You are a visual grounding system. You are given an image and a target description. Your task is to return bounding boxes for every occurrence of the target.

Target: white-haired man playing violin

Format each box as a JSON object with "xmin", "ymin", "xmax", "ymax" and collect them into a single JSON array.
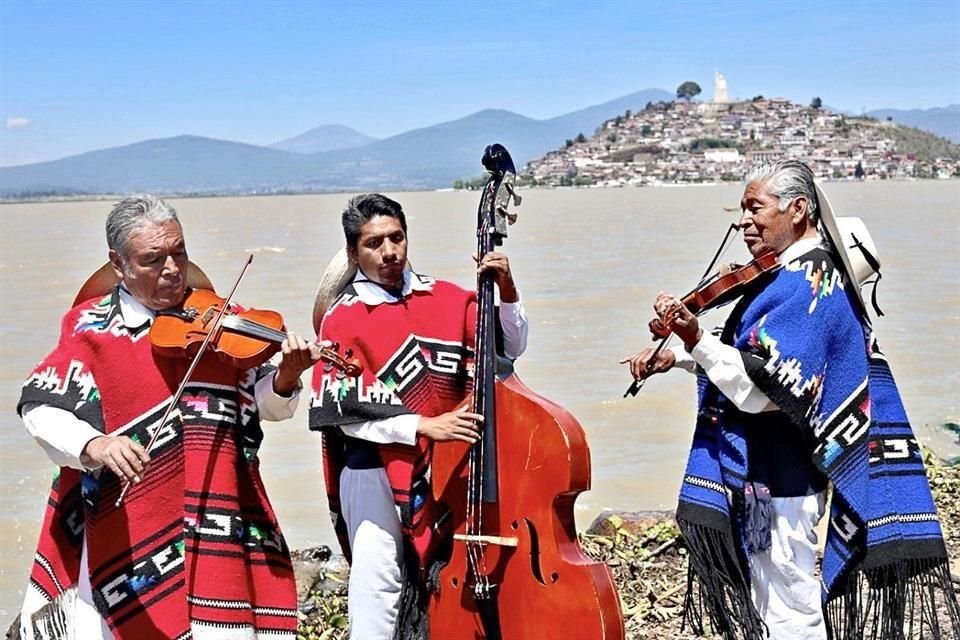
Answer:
[
  {"xmin": 17, "ymin": 194, "xmax": 318, "ymax": 639},
  {"xmin": 620, "ymin": 160, "xmax": 957, "ymax": 640}
]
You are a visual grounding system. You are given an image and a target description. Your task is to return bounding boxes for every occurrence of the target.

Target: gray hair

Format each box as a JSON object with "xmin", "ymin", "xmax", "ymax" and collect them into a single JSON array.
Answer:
[
  {"xmin": 744, "ymin": 160, "xmax": 819, "ymax": 224},
  {"xmin": 106, "ymin": 194, "xmax": 181, "ymax": 264}
]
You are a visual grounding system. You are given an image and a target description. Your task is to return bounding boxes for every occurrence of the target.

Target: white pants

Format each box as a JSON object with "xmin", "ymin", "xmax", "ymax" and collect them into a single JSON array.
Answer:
[
  {"xmin": 749, "ymin": 492, "xmax": 828, "ymax": 640},
  {"xmin": 19, "ymin": 539, "xmax": 113, "ymax": 640},
  {"xmin": 340, "ymin": 466, "xmax": 405, "ymax": 640}
]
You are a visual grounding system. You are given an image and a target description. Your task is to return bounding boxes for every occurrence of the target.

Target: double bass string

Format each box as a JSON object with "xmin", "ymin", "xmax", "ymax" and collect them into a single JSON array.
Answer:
[{"xmin": 468, "ymin": 200, "xmax": 494, "ymax": 594}]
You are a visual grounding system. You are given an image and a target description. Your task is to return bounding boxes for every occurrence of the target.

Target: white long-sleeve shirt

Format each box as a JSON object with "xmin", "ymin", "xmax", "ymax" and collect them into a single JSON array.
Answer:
[
  {"xmin": 668, "ymin": 236, "xmax": 825, "ymax": 414},
  {"xmin": 22, "ymin": 287, "xmax": 300, "ymax": 470},
  {"xmin": 19, "ymin": 287, "xmax": 302, "ymax": 640},
  {"xmin": 341, "ymin": 269, "xmax": 529, "ymax": 445}
]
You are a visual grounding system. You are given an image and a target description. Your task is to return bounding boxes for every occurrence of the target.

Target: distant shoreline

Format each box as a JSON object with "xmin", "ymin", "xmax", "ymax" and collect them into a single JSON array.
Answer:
[{"xmin": 1, "ymin": 175, "xmax": 955, "ymax": 205}]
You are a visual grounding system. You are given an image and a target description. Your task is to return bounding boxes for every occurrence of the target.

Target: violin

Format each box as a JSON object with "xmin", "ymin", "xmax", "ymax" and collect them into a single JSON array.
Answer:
[
  {"xmin": 625, "ymin": 252, "xmax": 780, "ymax": 397},
  {"xmin": 651, "ymin": 251, "xmax": 779, "ymax": 338},
  {"xmin": 429, "ymin": 144, "xmax": 625, "ymax": 639},
  {"xmin": 150, "ymin": 288, "xmax": 363, "ymax": 374},
  {"xmin": 117, "ymin": 258, "xmax": 362, "ymax": 508}
]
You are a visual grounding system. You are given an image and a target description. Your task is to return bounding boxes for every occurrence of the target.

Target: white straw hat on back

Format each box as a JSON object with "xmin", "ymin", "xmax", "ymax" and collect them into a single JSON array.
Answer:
[
  {"xmin": 311, "ymin": 247, "xmax": 414, "ymax": 332},
  {"xmin": 814, "ymin": 183, "xmax": 883, "ymax": 317},
  {"xmin": 312, "ymin": 248, "xmax": 357, "ymax": 333}
]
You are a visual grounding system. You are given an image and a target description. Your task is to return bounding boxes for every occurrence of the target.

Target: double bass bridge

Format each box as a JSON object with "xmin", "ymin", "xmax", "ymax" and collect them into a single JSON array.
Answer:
[{"xmin": 452, "ymin": 534, "xmax": 519, "ymax": 547}]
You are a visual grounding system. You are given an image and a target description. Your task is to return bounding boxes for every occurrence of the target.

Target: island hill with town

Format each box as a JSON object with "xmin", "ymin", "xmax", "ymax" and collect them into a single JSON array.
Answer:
[{"xmin": 502, "ymin": 73, "xmax": 960, "ymax": 189}]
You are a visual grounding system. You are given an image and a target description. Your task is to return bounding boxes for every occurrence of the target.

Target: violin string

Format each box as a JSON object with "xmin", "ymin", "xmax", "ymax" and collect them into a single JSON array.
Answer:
[
  {"xmin": 222, "ymin": 317, "xmax": 352, "ymax": 373},
  {"xmin": 222, "ymin": 315, "xmax": 287, "ymax": 343}
]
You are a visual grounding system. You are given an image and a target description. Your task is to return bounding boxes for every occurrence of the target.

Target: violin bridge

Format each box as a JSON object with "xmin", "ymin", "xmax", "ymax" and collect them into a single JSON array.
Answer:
[{"xmin": 453, "ymin": 534, "xmax": 519, "ymax": 547}]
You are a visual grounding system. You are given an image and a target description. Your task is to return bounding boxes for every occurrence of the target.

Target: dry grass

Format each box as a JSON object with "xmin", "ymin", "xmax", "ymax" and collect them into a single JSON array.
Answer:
[{"xmin": 295, "ymin": 456, "xmax": 959, "ymax": 640}]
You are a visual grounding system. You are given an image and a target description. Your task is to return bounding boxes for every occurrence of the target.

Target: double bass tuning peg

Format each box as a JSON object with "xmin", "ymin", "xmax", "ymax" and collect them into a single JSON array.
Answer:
[
  {"xmin": 504, "ymin": 182, "xmax": 522, "ymax": 207},
  {"xmin": 497, "ymin": 206, "xmax": 518, "ymax": 226}
]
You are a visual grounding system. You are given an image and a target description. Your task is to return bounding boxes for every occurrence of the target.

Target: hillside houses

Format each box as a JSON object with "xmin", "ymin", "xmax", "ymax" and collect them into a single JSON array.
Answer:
[{"xmin": 521, "ymin": 98, "xmax": 959, "ymax": 187}]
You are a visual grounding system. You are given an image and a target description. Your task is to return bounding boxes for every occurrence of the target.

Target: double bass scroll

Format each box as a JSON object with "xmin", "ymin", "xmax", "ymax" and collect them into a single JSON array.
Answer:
[{"xmin": 429, "ymin": 144, "xmax": 625, "ymax": 639}]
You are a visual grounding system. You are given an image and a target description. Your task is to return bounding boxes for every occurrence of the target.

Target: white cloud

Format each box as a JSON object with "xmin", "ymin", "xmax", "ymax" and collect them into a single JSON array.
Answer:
[{"xmin": 5, "ymin": 117, "xmax": 31, "ymax": 129}]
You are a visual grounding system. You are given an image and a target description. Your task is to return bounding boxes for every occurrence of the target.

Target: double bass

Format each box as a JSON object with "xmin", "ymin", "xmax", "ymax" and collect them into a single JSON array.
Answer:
[{"xmin": 429, "ymin": 144, "xmax": 625, "ymax": 638}]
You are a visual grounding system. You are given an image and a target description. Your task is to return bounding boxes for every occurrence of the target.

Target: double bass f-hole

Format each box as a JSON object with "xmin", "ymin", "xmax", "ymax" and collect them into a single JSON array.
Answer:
[{"xmin": 429, "ymin": 144, "xmax": 625, "ymax": 639}]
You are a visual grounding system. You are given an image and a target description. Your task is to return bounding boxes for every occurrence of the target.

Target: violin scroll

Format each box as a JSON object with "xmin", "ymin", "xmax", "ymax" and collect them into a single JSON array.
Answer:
[{"xmin": 316, "ymin": 342, "xmax": 363, "ymax": 377}]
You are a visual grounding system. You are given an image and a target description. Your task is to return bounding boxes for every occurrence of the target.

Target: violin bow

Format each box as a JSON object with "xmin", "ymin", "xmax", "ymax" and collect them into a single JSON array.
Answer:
[
  {"xmin": 116, "ymin": 255, "xmax": 254, "ymax": 506},
  {"xmin": 623, "ymin": 220, "xmax": 743, "ymax": 398}
]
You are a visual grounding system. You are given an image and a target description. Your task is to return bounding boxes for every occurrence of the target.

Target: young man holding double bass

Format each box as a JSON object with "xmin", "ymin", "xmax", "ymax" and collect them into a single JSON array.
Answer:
[
  {"xmin": 17, "ymin": 194, "xmax": 319, "ymax": 639},
  {"xmin": 308, "ymin": 192, "xmax": 529, "ymax": 640}
]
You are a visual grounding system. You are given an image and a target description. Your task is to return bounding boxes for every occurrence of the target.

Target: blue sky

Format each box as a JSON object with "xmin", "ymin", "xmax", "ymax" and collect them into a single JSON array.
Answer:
[{"xmin": 1, "ymin": 0, "xmax": 957, "ymax": 167}]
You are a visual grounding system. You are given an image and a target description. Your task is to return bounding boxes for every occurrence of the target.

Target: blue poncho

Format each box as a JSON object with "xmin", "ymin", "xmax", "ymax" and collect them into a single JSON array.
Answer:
[{"xmin": 677, "ymin": 247, "xmax": 959, "ymax": 640}]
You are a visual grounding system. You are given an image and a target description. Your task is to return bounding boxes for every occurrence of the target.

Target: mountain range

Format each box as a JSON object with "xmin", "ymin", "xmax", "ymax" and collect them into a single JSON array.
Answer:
[
  {"xmin": 268, "ymin": 124, "xmax": 379, "ymax": 154},
  {"xmin": 1, "ymin": 91, "xmax": 956, "ymax": 197},
  {"xmin": 863, "ymin": 105, "xmax": 959, "ymax": 143}
]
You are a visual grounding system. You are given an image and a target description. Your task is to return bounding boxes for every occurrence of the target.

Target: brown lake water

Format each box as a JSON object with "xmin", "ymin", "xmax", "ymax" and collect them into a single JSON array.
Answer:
[{"xmin": 1, "ymin": 181, "xmax": 958, "ymax": 617}]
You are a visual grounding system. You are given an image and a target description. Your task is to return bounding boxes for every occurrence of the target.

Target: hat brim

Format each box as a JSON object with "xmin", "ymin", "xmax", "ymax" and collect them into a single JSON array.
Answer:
[
  {"xmin": 72, "ymin": 261, "xmax": 215, "ymax": 308},
  {"xmin": 312, "ymin": 248, "xmax": 358, "ymax": 333},
  {"xmin": 311, "ymin": 248, "xmax": 414, "ymax": 333},
  {"xmin": 814, "ymin": 183, "xmax": 870, "ymax": 318}
]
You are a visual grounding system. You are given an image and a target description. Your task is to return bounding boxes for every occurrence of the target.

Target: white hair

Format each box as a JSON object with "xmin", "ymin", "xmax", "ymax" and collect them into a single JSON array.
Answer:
[
  {"xmin": 744, "ymin": 160, "xmax": 819, "ymax": 224},
  {"xmin": 105, "ymin": 194, "xmax": 181, "ymax": 269}
]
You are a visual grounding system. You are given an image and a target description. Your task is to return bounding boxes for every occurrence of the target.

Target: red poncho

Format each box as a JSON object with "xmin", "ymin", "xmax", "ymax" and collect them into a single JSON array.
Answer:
[
  {"xmin": 18, "ymin": 289, "xmax": 297, "ymax": 639},
  {"xmin": 309, "ymin": 276, "xmax": 476, "ymax": 569}
]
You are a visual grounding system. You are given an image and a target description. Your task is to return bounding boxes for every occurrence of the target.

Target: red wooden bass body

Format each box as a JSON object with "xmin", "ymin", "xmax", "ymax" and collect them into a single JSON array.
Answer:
[{"xmin": 428, "ymin": 144, "xmax": 624, "ymax": 639}]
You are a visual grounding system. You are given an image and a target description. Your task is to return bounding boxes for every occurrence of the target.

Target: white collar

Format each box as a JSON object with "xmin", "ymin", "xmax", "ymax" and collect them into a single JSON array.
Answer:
[
  {"xmin": 778, "ymin": 234, "xmax": 825, "ymax": 265},
  {"xmin": 117, "ymin": 286, "xmax": 156, "ymax": 328},
  {"xmin": 351, "ymin": 268, "xmax": 433, "ymax": 306}
]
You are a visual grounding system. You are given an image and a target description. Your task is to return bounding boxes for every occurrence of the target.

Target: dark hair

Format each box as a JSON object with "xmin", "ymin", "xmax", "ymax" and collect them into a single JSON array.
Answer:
[{"xmin": 342, "ymin": 193, "xmax": 407, "ymax": 247}]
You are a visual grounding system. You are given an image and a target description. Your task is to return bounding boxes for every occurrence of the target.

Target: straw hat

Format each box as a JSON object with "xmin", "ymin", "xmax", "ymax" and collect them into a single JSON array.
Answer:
[
  {"xmin": 814, "ymin": 183, "xmax": 883, "ymax": 317},
  {"xmin": 72, "ymin": 260, "xmax": 214, "ymax": 307},
  {"xmin": 312, "ymin": 248, "xmax": 358, "ymax": 333},
  {"xmin": 312, "ymin": 247, "xmax": 414, "ymax": 332}
]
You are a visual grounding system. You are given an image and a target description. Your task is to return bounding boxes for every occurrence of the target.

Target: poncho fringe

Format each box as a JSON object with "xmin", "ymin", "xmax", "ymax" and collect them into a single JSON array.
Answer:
[{"xmin": 677, "ymin": 248, "xmax": 959, "ymax": 640}]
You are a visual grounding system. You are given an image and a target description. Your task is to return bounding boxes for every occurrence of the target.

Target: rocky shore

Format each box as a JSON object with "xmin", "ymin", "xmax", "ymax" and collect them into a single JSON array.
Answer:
[
  {"xmin": 6, "ymin": 454, "xmax": 957, "ymax": 639},
  {"xmin": 294, "ymin": 451, "xmax": 960, "ymax": 640}
]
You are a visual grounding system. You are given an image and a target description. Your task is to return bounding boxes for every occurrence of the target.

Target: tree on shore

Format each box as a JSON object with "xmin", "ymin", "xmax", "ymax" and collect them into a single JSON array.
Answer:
[
  {"xmin": 811, "ymin": 96, "xmax": 823, "ymax": 110},
  {"xmin": 676, "ymin": 81, "xmax": 702, "ymax": 101}
]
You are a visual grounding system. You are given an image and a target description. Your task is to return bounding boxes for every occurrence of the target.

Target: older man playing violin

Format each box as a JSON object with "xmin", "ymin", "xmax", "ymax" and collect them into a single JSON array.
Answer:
[
  {"xmin": 621, "ymin": 160, "xmax": 957, "ymax": 640},
  {"xmin": 17, "ymin": 194, "xmax": 319, "ymax": 640}
]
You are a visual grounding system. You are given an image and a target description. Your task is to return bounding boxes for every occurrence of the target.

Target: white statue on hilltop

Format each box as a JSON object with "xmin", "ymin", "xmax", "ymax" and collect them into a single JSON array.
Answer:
[{"xmin": 714, "ymin": 71, "xmax": 729, "ymax": 103}]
